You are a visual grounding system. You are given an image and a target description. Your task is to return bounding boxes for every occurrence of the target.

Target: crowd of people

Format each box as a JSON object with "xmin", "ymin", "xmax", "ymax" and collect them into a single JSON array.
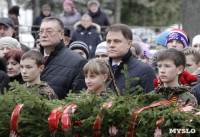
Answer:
[{"xmin": 1, "ymin": 0, "xmax": 200, "ymax": 136}]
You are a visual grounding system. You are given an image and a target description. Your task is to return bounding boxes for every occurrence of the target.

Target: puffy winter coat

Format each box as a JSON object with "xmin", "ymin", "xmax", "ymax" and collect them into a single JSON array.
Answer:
[
  {"xmin": 71, "ymin": 25, "xmax": 102, "ymax": 58},
  {"xmin": 40, "ymin": 40, "xmax": 87, "ymax": 99},
  {"xmin": 88, "ymin": 8, "xmax": 110, "ymax": 27},
  {"xmin": 109, "ymin": 50, "xmax": 156, "ymax": 95}
]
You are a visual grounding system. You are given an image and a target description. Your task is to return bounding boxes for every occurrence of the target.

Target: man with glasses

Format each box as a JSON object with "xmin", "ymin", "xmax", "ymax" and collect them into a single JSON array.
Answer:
[{"xmin": 40, "ymin": 17, "xmax": 87, "ymax": 99}]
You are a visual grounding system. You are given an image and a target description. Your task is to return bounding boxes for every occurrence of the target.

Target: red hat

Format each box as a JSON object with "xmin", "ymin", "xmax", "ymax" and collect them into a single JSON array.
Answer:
[{"xmin": 63, "ymin": 0, "xmax": 74, "ymax": 8}]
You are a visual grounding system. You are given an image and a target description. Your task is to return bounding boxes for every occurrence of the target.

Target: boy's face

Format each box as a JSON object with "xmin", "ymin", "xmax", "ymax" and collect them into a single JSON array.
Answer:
[
  {"xmin": 167, "ymin": 40, "xmax": 184, "ymax": 51},
  {"xmin": 157, "ymin": 59, "xmax": 183, "ymax": 87},
  {"xmin": 185, "ymin": 54, "xmax": 199, "ymax": 74},
  {"xmin": 20, "ymin": 58, "xmax": 44, "ymax": 84},
  {"xmin": 73, "ymin": 49, "xmax": 87, "ymax": 59},
  {"xmin": 85, "ymin": 71, "xmax": 108, "ymax": 93},
  {"xmin": 193, "ymin": 44, "xmax": 200, "ymax": 53}
]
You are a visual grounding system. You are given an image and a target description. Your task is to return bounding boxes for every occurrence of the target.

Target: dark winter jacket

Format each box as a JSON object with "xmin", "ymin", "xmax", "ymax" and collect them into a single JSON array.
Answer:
[
  {"xmin": 40, "ymin": 40, "xmax": 87, "ymax": 99},
  {"xmin": 71, "ymin": 25, "xmax": 102, "ymax": 58},
  {"xmin": 109, "ymin": 50, "xmax": 156, "ymax": 95},
  {"xmin": 10, "ymin": 73, "xmax": 24, "ymax": 84},
  {"xmin": 20, "ymin": 43, "xmax": 30, "ymax": 52},
  {"xmin": 0, "ymin": 70, "xmax": 9, "ymax": 93},
  {"xmin": 191, "ymin": 83, "xmax": 200, "ymax": 106},
  {"xmin": 88, "ymin": 8, "xmax": 110, "ymax": 27},
  {"xmin": 31, "ymin": 12, "xmax": 51, "ymax": 38}
]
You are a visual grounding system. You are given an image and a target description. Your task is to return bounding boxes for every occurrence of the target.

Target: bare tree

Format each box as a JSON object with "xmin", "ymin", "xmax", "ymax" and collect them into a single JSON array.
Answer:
[
  {"xmin": 32, "ymin": 0, "xmax": 40, "ymax": 19},
  {"xmin": 114, "ymin": 0, "xmax": 121, "ymax": 23},
  {"xmin": 182, "ymin": 0, "xmax": 200, "ymax": 44},
  {"xmin": 6, "ymin": 0, "xmax": 12, "ymax": 9}
]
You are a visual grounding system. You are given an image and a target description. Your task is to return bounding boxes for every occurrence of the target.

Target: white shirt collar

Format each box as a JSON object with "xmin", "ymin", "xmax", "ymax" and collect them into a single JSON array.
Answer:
[
  {"xmin": 112, "ymin": 61, "xmax": 121, "ymax": 66},
  {"xmin": 44, "ymin": 50, "xmax": 49, "ymax": 57}
]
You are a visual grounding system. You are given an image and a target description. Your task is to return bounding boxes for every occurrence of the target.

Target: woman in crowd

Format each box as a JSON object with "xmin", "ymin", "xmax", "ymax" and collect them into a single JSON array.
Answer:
[{"xmin": 4, "ymin": 49, "xmax": 24, "ymax": 84}]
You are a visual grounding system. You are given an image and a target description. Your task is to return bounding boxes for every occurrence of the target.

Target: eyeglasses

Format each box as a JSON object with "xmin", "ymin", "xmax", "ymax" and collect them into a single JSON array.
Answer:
[{"xmin": 37, "ymin": 30, "xmax": 61, "ymax": 35}]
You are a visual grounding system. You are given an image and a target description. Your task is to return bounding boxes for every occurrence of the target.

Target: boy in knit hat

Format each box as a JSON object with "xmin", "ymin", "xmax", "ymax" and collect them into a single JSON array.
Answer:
[
  {"xmin": 0, "ymin": 37, "xmax": 21, "ymax": 57},
  {"xmin": 166, "ymin": 28, "xmax": 189, "ymax": 51},
  {"xmin": 69, "ymin": 41, "xmax": 89, "ymax": 59},
  {"xmin": 95, "ymin": 41, "xmax": 109, "ymax": 61},
  {"xmin": 192, "ymin": 34, "xmax": 200, "ymax": 52}
]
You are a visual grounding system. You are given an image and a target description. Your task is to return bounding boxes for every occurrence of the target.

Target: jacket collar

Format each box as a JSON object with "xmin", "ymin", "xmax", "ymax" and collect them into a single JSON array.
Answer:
[{"xmin": 109, "ymin": 49, "xmax": 133, "ymax": 67}]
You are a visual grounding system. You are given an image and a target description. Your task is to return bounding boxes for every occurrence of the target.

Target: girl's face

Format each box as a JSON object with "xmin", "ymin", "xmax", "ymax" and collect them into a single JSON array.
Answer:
[
  {"xmin": 85, "ymin": 71, "xmax": 108, "ymax": 93},
  {"xmin": 7, "ymin": 58, "xmax": 20, "ymax": 77},
  {"xmin": 157, "ymin": 59, "xmax": 183, "ymax": 87}
]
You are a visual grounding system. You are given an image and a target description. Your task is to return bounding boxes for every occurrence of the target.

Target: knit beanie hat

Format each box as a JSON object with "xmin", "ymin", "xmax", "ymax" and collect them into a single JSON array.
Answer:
[
  {"xmin": 87, "ymin": 0, "xmax": 100, "ymax": 8},
  {"xmin": 192, "ymin": 34, "xmax": 200, "ymax": 47},
  {"xmin": 165, "ymin": 29, "xmax": 188, "ymax": 48},
  {"xmin": 0, "ymin": 37, "xmax": 21, "ymax": 49},
  {"xmin": 63, "ymin": 0, "xmax": 74, "ymax": 8},
  {"xmin": 42, "ymin": 4, "xmax": 51, "ymax": 10},
  {"xmin": 69, "ymin": 41, "xmax": 89, "ymax": 59},
  {"xmin": 139, "ymin": 42, "xmax": 151, "ymax": 59},
  {"xmin": 156, "ymin": 31, "xmax": 168, "ymax": 47},
  {"xmin": 95, "ymin": 41, "xmax": 107, "ymax": 55}
]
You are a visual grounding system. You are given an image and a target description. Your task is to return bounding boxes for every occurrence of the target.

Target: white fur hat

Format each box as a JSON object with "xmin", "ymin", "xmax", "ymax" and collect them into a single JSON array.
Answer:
[
  {"xmin": 0, "ymin": 37, "xmax": 21, "ymax": 49},
  {"xmin": 192, "ymin": 34, "xmax": 200, "ymax": 46}
]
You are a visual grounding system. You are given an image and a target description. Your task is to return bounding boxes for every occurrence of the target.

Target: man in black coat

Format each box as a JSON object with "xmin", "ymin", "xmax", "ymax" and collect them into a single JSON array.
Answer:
[
  {"xmin": 31, "ymin": 4, "xmax": 51, "ymax": 39},
  {"xmin": 105, "ymin": 24, "xmax": 156, "ymax": 95},
  {"xmin": 40, "ymin": 17, "xmax": 87, "ymax": 99}
]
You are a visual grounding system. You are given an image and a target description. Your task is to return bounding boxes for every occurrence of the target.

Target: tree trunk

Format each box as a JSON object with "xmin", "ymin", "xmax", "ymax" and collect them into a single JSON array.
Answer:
[
  {"xmin": 182, "ymin": 0, "xmax": 200, "ymax": 45},
  {"xmin": 32, "ymin": 0, "xmax": 40, "ymax": 19},
  {"xmin": 6, "ymin": 0, "xmax": 12, "ymax": 10},
  {"xmin": 114, "ymin": 0, "xmax": 121, "ymax": 23}
]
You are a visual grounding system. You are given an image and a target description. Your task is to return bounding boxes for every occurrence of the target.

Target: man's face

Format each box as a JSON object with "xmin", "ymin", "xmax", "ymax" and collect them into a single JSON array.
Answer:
[
  {"xmin": 40, "ymin": 21, "xmax": 64, "ymax": 48},
  {"xmin": 106, "ymin": 31, "xmax": 132, "ymax": 63},
  {"xmin": 0, "ymin": 24, "xmax": 14, "ymax": 38},
  {"xmin": 42, "ymin": 9, "xmax": 51, "ymax": 17},
  {"xmin": 81, "ymin": 16, "xmax": 92, "ymax": 29}
]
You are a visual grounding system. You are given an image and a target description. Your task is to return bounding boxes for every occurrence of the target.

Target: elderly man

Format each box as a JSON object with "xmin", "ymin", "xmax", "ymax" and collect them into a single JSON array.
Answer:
[
  {"xmin": 0, "ymin": 17, "xmax": 30, "ymax": 52},
  {"xmin": 39, "ymin": 17, "xmax": 87, "ymax": 99},
  {"xmin": 105, "ymin": 24, "xmax": 156, "ymax": 94}
]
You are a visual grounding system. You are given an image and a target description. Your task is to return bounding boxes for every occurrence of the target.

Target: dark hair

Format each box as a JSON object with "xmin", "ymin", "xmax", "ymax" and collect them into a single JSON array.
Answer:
[
  {"xmin": 21, "ymin": 50, "xmax": 45, "ymax": 67},
  {"xmin": 0, "ymin": 57, "xmax": 7, "ymax": 72},
  {"xmin": 4, "ymin": 49, "xmax": 24, "ymax": 63},
  {"xmin": 157, "ymin": 49, "xmax": 186, "ymax": 68},
  {"xmin": 42, "ymin": 16, "xmax": 64, "ymax": 30},
  {"xmin": 105, "ymin": 24, "xmax": 132, "ymax": 40},
  {"xmin": 9, "ymin": 6, "xmax": 20, "ymax": 16}
]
